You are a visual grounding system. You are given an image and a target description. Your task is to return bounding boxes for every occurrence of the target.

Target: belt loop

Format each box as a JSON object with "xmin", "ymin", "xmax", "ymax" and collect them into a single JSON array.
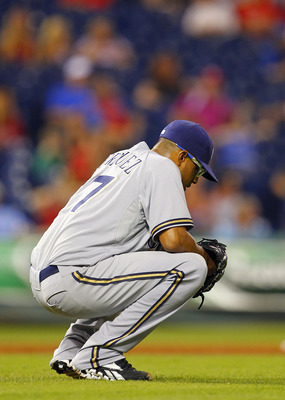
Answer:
[{"xmin": 39, "ymin": 265, "xmax": 59, "ymax": 282}]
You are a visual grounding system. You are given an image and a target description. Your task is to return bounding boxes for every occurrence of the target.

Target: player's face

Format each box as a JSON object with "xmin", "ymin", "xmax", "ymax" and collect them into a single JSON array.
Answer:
[
  {"xmin": 181, "ymin": 158, "xmax": 201, "ymax": 190},
  {"xmin": 177, "ymin": 149, "xmax": 205, "ymax": 190}
]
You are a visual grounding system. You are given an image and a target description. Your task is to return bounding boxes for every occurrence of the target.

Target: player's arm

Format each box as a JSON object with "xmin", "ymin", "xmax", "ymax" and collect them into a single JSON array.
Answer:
[{"xmin": 158, "ymin": 226, "xmax": 216, "ymax": 276}]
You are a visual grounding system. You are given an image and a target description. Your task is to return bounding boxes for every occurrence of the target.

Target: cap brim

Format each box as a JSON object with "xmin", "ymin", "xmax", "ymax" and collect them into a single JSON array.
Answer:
[{"xmin": 199, "ymin": 160, "xmax": 218, "ymax": 182}]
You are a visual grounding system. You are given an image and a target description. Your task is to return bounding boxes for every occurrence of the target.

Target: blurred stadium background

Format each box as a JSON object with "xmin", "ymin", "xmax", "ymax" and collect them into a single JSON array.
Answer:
[{"xmin": 0, "ymin": 0, "xmax": 285, "ymax": 323}]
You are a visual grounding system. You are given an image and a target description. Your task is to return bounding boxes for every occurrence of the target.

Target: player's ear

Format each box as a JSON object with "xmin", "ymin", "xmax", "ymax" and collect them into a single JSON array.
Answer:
[{"xmin": 177, "ymin": 150, "xmax": 188, "ymax": 165}]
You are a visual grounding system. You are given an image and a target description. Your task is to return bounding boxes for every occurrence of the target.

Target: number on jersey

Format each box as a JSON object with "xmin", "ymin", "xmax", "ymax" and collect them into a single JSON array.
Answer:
[{"xmin": 71, "ymin": 175, "xmax": 116, "ymax": 212}]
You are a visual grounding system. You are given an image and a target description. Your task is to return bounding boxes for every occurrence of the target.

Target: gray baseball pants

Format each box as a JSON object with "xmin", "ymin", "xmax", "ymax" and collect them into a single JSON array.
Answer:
[{"xmin": 30, "ymin": 251, "xmax": 207, "ymax": 371}]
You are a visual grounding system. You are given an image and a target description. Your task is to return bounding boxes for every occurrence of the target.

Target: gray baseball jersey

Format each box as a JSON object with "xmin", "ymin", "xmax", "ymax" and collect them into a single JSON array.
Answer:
[{"xmin": 31, "ymin": 141, "xmax": 194, "ymax": 270}]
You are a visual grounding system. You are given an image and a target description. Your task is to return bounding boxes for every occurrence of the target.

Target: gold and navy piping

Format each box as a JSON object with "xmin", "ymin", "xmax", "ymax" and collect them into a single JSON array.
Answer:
[
  {"xmin": 90, "ymin": 346, "xmax": 100, "ymax": 368},
  {"xmin": 72, "ymin": 270, "xmax": 169, "ymax": 285},
  {"xmin": 103, "ymin": 269, "xmax": 184, "ymax": 347},
  {"xmin": 151, "ymin": 218, "xmax": 193, "ymax": 239},
  {"xmin": 89, "ymin": 268, "xmax": 185, "ymax": 368}
]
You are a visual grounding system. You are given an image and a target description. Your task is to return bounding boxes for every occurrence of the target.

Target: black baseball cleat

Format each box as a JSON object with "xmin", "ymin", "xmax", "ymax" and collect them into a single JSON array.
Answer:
[
  {"xmin": 74, "ymin": 358, "xmax": 152, "ymax": 381},
  {"xmin": 51, "ymin": 360, "xmax": 81, "ymax": 379}
]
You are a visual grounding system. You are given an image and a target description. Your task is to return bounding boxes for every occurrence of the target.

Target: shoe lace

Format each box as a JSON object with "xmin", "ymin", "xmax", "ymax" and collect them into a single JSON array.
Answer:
[{"xmin": 116, "ymin": 359, "xmax": 134, "ymax": 371}]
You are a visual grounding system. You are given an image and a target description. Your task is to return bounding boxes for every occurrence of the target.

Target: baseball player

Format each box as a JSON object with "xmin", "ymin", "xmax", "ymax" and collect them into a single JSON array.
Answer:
[{"xmin": 30, "ymin": 120, "xmax": 226, "ymax": 381}]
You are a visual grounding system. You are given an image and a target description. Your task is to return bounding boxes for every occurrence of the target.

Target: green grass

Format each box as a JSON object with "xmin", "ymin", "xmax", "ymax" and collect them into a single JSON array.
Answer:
[{"xmin": 0, "ymin": 322, "xmax": 285, "ymax": 400}]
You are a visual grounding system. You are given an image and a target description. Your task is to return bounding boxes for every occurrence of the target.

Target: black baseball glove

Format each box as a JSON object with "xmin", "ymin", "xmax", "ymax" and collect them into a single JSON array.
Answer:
[{"xmin": 193, "ymin": 238, "xmax": 228, "ymax": 308}]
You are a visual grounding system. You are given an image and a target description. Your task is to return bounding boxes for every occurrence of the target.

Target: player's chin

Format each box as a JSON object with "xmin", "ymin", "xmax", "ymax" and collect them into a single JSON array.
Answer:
[{"xmin": 183, "ymin": 179, "xmax": 194, "ymax": 190}]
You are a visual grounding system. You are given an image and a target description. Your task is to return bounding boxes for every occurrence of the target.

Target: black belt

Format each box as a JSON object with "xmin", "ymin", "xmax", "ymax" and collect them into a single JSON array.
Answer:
[{"xmin": 39, "ymin": 265, "xmax": 59, "ymax": 282}]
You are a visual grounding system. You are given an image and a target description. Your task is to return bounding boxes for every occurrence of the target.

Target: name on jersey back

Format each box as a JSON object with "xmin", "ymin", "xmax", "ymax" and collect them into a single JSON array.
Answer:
[{"xmin": 104, "ymin": 151, "xmax": 142, "ymax": 174}]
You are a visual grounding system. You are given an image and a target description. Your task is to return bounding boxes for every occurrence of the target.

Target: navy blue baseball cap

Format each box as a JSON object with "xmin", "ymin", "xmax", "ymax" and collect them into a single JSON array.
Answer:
[{"xmin": 160, "ymin": 120, "xmax": 218, "ymax": 182}]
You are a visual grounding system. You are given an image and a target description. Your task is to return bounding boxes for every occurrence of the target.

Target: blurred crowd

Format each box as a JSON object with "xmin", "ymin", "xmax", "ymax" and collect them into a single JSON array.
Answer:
[{"xmin": 1, "ymin": 0, "xmax": 285, "ymax": 240}]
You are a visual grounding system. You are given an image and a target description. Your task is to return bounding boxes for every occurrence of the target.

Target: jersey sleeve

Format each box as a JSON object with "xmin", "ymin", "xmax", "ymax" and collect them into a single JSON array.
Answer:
[{"xmin": 140, "ymin": 154, "xmax": 194, "ymax": 243}]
